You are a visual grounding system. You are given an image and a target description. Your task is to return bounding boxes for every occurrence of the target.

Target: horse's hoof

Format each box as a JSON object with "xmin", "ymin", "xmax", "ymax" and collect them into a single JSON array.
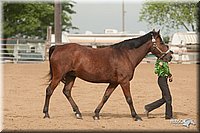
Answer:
[
  {"xmin": 134, "ymin": 116, "xmax": 142, "ymax": 121},
  {"xmin": 93, "ymin": 115, "xmax": 100, "ymax": 120},
  {"xmin": 43, "ymin": 114, "xmax": 50, "ymax": 119},
  {"xmin": 75, "ymin": 113, "xmax": 82, "ymax": 119}
]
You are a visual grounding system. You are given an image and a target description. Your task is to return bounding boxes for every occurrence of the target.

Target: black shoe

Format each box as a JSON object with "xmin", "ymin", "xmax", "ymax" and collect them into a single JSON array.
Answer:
[
  {"xmin": 144, "ymin": 106, "xmax": 150, "ymax": 118},
  {"xmin": 165, "ymin": 116, "xmax": 173, "ymax": 119}
]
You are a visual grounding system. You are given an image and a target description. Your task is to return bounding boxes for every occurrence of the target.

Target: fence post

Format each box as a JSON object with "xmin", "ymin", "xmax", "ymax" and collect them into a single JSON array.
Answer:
[
  {"xmin": 45, "ymin": 26, "xmax": 52, "ymax": 60},
  {"xmin": 13, "ymin": 39, "xmax": 19, "ymax": 63},
  {"xmin": 177, "ymin": 44, "xmax": 183, "ymax": 64}
]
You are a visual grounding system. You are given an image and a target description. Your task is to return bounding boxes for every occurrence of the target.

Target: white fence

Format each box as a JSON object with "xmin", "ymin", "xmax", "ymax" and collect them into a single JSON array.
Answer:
[
  {"xmin": 1, "ymin": 43, "xmax": 46, "ymax": 63},
  {"xmin": 168, "ymin": 44, "xmax": 199, "ymax": 64}
]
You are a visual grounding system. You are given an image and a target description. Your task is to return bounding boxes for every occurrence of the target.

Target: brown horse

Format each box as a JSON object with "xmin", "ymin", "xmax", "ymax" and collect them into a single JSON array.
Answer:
[{"xmin": 43, "ymin": 29, "xmax": 171, "ymax": 121}]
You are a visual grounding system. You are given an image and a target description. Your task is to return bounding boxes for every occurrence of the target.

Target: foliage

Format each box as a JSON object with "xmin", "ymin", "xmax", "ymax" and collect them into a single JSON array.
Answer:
[
  {"xmin": 139, "ymin": 1, "xmax": 198, "ymax": 33},
  {"xmin": 197, "ymin": 1, "xmax": 200, "ymax": 32},
  {"xmin": 3, "ymin": 1, "xmax": 77, "ymax": 39}
]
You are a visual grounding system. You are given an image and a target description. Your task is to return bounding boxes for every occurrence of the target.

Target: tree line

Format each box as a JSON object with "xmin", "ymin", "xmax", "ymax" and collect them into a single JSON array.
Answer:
[
  {"xmin": 3, "ymin": 1, "xmax": 77, "ymax": 40},
  {"xmin": 139, "ymin": 1, "xmax": 198, "ymax": 33}
]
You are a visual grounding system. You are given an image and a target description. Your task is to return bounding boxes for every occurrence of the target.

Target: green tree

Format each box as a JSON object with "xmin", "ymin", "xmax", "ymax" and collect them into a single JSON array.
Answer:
[
  {"xmin": 139, "ymin": 1, "xmax": 198, "ymax": 33},
  {"xmin": 197, "ymin": 1, "xmax": 200, "ymax": 32},
  {"xmin": 3, "ymin": 1, "xmax": 77, "ymax": 39}
]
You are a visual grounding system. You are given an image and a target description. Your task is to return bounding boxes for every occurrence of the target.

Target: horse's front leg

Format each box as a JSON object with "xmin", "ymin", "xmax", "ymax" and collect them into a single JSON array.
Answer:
[
  {"xmin": 120, "ymin": 82, "xmax": 142, "ymax": 121},
  {"xmin": 93, "ymin": 83, "xmax": 118, "ymax": 120}
]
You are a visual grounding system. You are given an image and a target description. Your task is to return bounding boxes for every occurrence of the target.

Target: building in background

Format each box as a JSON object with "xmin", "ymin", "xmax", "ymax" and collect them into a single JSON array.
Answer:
[{"xmin": 169, "ymin": 32, "xmax": 199, "ymax": 63}]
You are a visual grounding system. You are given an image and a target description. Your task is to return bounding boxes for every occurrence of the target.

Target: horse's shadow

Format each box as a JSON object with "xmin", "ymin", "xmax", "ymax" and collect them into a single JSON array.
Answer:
[{"xmin": 81, "ymin": 111, "xmax": 188, "ymax": 119}]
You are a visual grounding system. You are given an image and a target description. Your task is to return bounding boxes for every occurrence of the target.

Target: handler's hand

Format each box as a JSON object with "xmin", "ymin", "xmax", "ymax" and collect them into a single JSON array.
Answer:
[{"xmin": 169, "ymin": 76, "xmax": 173, "ymax": 82}]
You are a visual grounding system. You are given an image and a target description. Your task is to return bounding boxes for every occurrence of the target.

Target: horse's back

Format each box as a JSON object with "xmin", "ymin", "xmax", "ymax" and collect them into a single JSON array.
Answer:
[
  {"xmin": 51, "ymin": 43, "xmax": 115, "ymax": 60},
  {"xmin": 50, "ymin": 43, "xmax": 82, "ymax": 60}
]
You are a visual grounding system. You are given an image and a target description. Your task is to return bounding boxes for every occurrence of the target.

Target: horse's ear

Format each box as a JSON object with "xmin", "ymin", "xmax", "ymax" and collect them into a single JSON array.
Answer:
[
  {"xmin": 158, "ymin": 29, "xmax": 160, "ymax": 34},
  {"xmin": 153, "ymin": 29, "xmax": 155, "ymax": 32}
]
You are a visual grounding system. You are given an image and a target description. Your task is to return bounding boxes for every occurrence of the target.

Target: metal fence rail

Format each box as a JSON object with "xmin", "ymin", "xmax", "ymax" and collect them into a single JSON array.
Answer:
[{"xmin": 1, "ymin": 43, "xmax": 45, "ymax": 63}]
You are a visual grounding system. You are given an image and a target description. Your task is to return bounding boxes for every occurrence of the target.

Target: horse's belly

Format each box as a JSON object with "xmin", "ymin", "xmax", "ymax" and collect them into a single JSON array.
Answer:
[
  {"xmin": 75, "ymin": 71, "xmax": 113, "ymax": 83},
  {"xmin": 78, "ymin": 76, "xmax": 111, "ymax": 83}
]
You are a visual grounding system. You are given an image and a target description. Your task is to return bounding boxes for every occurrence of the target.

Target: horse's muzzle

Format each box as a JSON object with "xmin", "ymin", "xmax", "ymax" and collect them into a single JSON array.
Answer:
[{"xmin": 168, "ymin": 55, "xmax": 173, "ymax": 62}]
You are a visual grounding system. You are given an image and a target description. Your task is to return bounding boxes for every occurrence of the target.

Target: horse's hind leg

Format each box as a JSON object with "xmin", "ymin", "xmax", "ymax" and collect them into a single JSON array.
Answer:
[
  {"xmin": 93, "ymin": 83, "xmax": 118, "ymax": 120},
  {"xmin": 62, "ymin": 76, "xmax": 82, "ymax": 119},
  {"xmin": 43, "ymin": 78, "xmax": 61, "ymax": 118}
]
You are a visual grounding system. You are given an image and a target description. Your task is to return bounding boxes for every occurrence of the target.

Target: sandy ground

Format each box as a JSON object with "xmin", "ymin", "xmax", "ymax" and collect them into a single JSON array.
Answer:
[{"xmin": 2, "ymin": 61, "xmax": 199, "ymax": 131}]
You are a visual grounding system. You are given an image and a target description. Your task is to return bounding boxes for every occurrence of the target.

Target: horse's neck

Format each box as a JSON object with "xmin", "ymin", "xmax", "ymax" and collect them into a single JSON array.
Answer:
[{"xmin": 126, "ymin": 41, "xmax": 151, "ymax": 67}]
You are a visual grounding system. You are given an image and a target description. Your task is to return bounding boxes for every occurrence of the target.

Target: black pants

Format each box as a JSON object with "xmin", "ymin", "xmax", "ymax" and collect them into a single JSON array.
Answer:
[{"xmin": 145, "ymin": 76, "xmax": 173, "ymax": 118}]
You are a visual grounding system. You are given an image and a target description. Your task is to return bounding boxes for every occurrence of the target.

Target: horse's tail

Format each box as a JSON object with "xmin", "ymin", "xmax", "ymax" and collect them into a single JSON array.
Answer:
[{"xmin": 48, "ymin": 45, "xmax": 56, "ymax": 82}]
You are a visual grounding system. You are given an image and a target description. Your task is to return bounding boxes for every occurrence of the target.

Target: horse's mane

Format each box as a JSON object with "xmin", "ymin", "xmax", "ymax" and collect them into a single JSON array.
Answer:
[{"xmin": 110, "ymin": 31, "xmax": 154, "ymax": 49}]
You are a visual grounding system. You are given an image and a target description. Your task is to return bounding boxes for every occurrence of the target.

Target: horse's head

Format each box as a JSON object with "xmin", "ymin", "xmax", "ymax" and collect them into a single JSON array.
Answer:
[
  {"xmin": 149, "ymin": 29, "xmax": 172, "ymax": 60},
  {"xmin": 162, "ymin": 50, "xmax": 173, "ymax": 62}
]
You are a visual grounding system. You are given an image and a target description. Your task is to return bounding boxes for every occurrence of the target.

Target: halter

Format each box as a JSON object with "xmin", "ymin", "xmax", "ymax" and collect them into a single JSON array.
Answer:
[{"xmin": 151, "ymin": 34, "xmax": 171, "ymax": 59}]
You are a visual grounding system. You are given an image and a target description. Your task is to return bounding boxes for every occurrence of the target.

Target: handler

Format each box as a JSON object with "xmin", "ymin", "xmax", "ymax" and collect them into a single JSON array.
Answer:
[{"xmin": 144, "ymin": 51, "xmax": 174, "ymax": 119}]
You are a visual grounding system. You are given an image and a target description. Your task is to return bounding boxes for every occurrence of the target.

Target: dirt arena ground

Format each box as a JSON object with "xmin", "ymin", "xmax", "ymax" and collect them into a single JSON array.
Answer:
[{"xmin": 2, "ymin": 61, "xmax": 199, "ymax": 132}]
